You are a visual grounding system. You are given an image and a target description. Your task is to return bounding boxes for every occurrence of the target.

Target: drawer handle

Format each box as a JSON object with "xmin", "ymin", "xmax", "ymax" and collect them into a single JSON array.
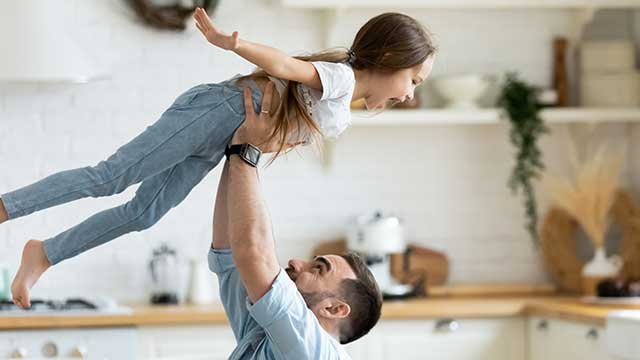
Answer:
[
  {"xmin": 435, "ymin": 319, "xmax": 460, "ymax": 333},
  {"xmin": 585, "ymin": 328, "xmax": 599, "ymax": 340},
  {"xmin": 536, "ymin": 320, "xmax": 549, "ymax": 331}
]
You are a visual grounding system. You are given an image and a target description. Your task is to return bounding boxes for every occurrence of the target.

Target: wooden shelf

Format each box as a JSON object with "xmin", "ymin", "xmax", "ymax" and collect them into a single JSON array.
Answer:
[
  {"xmin": 282, "ymin": 0, "xmax": 640, "ymax": 9},
  {"xmin": 350, "ymin": 108, "xmax": 640, "ymax": 126}
]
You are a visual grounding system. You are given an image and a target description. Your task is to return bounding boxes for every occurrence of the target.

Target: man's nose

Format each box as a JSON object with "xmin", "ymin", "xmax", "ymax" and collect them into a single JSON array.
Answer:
[{"xmin": 287, "ymin": 259, "xmax": 303, "ymax": 272}]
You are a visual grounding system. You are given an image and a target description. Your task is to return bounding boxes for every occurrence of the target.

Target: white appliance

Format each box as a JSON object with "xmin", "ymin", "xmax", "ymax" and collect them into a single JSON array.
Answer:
[
  {"xmin": 346, "ymin": 212, "xmax": 415, "ymax": 299},
  {"xmin": 0, "ymin": 298, "xmax": 131, "ymax": 317}
]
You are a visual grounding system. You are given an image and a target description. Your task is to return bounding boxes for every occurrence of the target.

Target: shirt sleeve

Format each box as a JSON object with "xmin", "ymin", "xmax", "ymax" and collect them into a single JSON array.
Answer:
[
  {"xmin": 247, "ymin": 269, "xmax": 345, "ymax": 359},
  {"xmin": 208, "ymin": 247, "xmax": 259, "ymax": 342},
  {"xmin": 312, "ymin": 61, "xmax": 355, "ymax": 101}
]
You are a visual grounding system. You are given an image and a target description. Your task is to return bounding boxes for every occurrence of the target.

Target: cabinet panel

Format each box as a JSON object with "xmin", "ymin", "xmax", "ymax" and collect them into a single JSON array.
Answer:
[
  {"xmin": 528, "ymin": 317, "xmax": 613, "ymax": 360},
  {"xmin": 357, "ymin": 318, "xmax": 525, "ymax": 360},
  {"xmin": 138, "ymin": 325, "xmax": 236, "ymax": 360}
]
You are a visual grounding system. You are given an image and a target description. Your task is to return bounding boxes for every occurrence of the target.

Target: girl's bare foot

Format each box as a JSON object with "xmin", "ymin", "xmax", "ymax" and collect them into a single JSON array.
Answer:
[
  {"xmin": 11, "ymin": 240, "xmax": 51, "ymax": 309},
  {"xmin": 0, "ymin": 198, "xmax": 8, "ymax": 224}
]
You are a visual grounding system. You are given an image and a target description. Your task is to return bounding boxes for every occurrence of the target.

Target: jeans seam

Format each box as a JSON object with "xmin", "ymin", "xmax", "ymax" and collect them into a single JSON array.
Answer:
[
  {"xmin": 14, "ymin": 100, "xmax": 231, "ymax": 218},
  {"xmin": 47, "ymin": 163, "xmax": 179, "ymax": 265}
]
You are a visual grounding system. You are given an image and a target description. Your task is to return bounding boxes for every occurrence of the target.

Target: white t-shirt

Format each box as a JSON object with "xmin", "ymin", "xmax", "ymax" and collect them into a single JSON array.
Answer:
[{"xmin": 268, "ymin": 61, "xmax": 356, "ymax": 142}]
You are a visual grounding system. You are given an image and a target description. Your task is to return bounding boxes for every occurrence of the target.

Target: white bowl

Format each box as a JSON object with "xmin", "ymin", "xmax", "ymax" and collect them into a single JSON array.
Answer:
[{"xmin": 433, "ymin": 74, "xmax": 491, "ymax": 109}]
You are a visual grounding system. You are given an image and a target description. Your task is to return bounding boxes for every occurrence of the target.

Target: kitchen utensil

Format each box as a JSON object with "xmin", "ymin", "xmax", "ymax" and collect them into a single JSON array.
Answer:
[
  {"xmin": 346, "ymin": 212, "xmax": 406, "ymax": 255},
  {"xmin": 346, "ymin": 212, "xmax": 415, "ymax": 299},
  {"xmin": 432, "ymin": 74, "xmax": 492, "ymax": 109},
  {"xmin": 390, "ymin": 244, "xmax": 449, "ymax": 288},
  {"xmin": 148, "ymin": 243, "xmax": 180, "ymax": 305}
]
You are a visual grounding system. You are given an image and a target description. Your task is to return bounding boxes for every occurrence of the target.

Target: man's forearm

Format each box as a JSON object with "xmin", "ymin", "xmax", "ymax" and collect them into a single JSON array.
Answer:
[
  {"xmin": 227, "ymin": 158, "xmax": 271, "ymax": 248},
  {"xmin": 226, "ymin": 156, "xmax": 279, "ymax": 302}
]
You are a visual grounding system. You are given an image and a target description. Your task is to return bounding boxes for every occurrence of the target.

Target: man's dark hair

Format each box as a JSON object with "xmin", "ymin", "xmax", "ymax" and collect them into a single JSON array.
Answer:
[{"xmin": 337, "ymin": 252, "xmax": 383, "ymax": 344}]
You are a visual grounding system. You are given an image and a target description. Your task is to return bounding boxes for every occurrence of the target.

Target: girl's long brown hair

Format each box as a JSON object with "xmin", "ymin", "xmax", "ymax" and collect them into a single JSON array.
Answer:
[{"xmin": 240, "ymin": 12, "xmax": 437, "ymax": 161}]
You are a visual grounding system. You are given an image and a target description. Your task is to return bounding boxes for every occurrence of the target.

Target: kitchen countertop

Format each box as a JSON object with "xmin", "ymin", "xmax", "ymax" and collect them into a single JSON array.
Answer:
[{"xmin": 0, "ymin": 295, "xmax": 636, "ymax": 330}]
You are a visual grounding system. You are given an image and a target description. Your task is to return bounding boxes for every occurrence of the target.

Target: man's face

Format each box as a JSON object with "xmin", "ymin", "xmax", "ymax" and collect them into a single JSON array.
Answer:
[{"xmin": 285, "ymin": 254, "xmax": 357, "ymax": 310}]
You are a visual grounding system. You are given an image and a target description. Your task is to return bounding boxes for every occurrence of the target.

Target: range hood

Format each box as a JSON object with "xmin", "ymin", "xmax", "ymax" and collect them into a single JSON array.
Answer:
[{"xmin": 0, "ymin": 1, "xmax": 105, "ymax": 84}]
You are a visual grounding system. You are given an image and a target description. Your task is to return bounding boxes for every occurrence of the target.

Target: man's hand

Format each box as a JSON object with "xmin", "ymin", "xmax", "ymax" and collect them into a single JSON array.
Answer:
[
  {"xmin": 194, "ymin": 7, "xmax": 239, "ymax": 51},
  {"xmin": 232, "ymin": 82, "xmax": 284, "ymax": 153}
]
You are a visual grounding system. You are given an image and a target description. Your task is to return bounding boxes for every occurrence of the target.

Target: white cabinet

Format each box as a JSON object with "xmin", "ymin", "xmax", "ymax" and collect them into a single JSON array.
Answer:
[
  {"xmin": 135, "ymin": 317, "xmax": 625, "ymax": 360},
  {"xmin": 138, "ymin": 325, "xmax": 237, "ymax": 360},
  {"xmin": 348, "ymin": 318, "xmax": 526, "ymax": 360},
  {"xmin": 528, "ymin": 317, "xmax": 616, "ymax": 360}
]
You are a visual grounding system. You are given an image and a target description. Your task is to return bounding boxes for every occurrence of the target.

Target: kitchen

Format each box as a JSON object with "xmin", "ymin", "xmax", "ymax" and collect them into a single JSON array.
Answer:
[{"xmin": 1, "ymin": 0, "xmax": 640, "ymax": 359}]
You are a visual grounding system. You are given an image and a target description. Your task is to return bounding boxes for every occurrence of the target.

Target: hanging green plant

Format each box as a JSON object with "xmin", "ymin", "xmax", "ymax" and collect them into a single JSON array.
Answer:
[{"xmin": 498, "ymin": 72, "xmax": 550, "ymax": 245}]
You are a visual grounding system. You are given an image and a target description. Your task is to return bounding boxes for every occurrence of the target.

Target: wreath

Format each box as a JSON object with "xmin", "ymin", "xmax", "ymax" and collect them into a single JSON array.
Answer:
[{"xmin": 127, "ymin": 0, "xmax": 220, "ymax": 30}]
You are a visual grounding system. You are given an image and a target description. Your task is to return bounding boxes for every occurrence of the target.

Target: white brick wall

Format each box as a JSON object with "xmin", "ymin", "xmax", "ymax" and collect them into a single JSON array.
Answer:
[{"xmin": 0, "ymin": 1, "xmax": 636, "ymax": 301}]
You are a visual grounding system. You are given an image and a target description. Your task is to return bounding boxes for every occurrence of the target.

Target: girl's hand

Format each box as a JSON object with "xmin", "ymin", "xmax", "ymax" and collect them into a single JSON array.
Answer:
[{"xmin": 194, "ymin": 7, "xmax": 239, "ymax": 51}]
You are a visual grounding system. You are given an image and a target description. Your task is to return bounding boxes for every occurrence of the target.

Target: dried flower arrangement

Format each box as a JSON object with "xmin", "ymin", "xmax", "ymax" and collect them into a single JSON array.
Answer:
[{"xmin": 543, "ymin": 144, "xmax": 623, "ymax": 248}]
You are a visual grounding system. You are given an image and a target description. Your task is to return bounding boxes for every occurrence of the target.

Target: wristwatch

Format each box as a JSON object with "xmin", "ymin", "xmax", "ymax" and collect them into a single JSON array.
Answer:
[{"xmin": 225, "ymin": 143, "xmax": 261, "ymax": 167}]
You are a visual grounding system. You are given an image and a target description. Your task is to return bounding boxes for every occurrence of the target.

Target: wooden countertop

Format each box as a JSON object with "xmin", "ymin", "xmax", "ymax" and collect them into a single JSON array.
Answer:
[{"xmin": 1, "ymin": 296, "xmax": 637, "ymax": 330}]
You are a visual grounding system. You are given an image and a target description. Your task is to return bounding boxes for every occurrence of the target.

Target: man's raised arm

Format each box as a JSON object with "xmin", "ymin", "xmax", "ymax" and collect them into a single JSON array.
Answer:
[{"xmin": 226, "ymin": 83, "xmax": 281, "ymax": 303}]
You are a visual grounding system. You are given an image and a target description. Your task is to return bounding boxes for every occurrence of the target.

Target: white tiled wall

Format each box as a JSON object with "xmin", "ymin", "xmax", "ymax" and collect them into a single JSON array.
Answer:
[{"xmin": 0, "ymin": 1, "xmax": 637, "ymax": 301}]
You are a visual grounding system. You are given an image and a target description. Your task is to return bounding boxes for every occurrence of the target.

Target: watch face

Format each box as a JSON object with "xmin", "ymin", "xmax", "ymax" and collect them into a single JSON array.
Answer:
[{"xmin": 243, "ymin": 144, "xmax": 261, "ymax": 165}]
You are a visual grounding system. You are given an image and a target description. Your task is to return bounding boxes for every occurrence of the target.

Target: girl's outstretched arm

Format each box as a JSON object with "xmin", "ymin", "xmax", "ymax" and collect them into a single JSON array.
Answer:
[{"xmin": 194, "ymin": 8, "xmax": 322, "ymax": 90}]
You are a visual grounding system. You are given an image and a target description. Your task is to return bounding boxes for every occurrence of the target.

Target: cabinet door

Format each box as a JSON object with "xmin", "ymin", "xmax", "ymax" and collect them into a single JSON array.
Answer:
[
  {"xmin": 138, "ymin": 325, "xmax": 237, "ymax": 359},
  {"xmin": 528, "ymin": 317, "xmax": 613, "ymax": 360},
  {"xmin": 360, "ymin": 318, "xmax": 525, "ymax": 360}
]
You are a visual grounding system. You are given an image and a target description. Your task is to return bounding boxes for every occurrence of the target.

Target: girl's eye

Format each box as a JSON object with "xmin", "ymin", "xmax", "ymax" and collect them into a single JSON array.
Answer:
[{"xmin": 412, "ymin": 80, "xmax": 418, "ymax": 86}]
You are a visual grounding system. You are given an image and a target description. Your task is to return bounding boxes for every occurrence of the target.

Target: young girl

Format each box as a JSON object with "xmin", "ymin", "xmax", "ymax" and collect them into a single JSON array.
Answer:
[{"xmin": 1, "ymin": 8, "xmax": 436, "ymax": 308}]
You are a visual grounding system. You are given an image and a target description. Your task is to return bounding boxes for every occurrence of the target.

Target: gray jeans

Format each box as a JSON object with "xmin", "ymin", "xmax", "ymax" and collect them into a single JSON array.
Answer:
[{"xmin": 1, "ymin": 79, "xmax": 261, "ymax": 265}]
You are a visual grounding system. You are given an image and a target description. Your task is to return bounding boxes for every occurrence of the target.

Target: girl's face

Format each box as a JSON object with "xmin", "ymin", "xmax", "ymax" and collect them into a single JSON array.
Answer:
[{"xmin": 364, "ymin": 55, "xmax": 435, "ymax": 111}]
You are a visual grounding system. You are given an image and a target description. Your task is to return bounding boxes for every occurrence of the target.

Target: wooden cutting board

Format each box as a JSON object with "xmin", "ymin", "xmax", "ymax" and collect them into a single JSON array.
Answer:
[
  {"xmin": 311, "ymin": 240, "xmax": 449, "ymax": 288},
  {"xmin": 390, "ymin": 244, "xmax": 449, "ymax": 287}
]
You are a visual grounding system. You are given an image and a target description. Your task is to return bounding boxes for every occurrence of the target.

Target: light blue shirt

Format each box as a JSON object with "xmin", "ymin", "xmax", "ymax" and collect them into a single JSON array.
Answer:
[{"xmin": 208, "ymin": 248, "xmax": 352, "ymax": 360}]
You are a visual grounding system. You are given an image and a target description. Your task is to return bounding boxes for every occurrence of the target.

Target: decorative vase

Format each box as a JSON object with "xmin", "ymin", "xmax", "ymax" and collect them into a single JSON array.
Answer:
[{"xmin": 581, "ymin": 247, "xmax": 623, "ymax": 295}]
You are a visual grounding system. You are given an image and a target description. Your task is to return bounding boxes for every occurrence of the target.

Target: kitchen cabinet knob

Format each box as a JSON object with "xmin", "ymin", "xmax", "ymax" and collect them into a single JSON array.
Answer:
[
  {"xmin": 10, "ymin": 348, "xmax": 28, "ymax": 359},
  {"xmin": 585, "ymin": 328, "xmax": 599, "ymax": 340},
  {"xmin": 536, "ymin": 320, "xmax": 549, "ymax": 331},
  {"xmin": 41, "ymin": 341, "xmax": 59, "ymax": 357},
  {"xmin": 71, "ymin": 345, "xmax": 88, "ymax": 358},
  {"xmin": 435, "ymin": 318, "xmax": 460, "ymax": 333}
]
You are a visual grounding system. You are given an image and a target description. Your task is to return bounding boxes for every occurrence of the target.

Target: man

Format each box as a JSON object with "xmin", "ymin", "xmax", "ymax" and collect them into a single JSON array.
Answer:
[{"xmin": 207, "ymin": 82, "xmax": 383, "ymax": 359}]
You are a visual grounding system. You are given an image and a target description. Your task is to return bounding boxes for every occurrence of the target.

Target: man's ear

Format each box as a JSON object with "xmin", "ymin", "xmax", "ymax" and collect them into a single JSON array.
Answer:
[{"xmin": 319, "ymin": 298, "xmax": 351, "ymax": 320}]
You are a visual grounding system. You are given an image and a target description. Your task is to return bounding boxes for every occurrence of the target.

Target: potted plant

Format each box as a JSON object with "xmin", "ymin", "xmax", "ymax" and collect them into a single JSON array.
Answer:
[{"xmin": 498, "ymin": 73, "xmax": 549, "ymax": 245}]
